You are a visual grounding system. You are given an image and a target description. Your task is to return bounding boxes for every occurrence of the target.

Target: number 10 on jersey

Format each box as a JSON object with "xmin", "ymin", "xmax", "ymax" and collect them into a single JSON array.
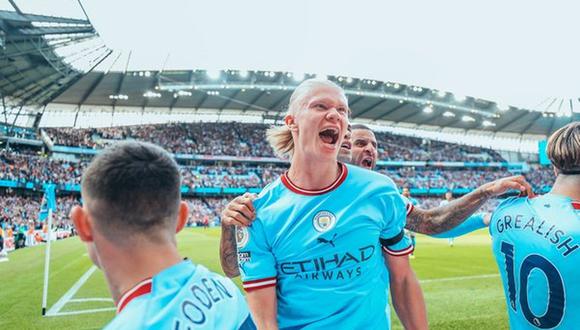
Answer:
[{"xmin": 500, "ymin": 241, "xmax": 565, "ymax": 329}]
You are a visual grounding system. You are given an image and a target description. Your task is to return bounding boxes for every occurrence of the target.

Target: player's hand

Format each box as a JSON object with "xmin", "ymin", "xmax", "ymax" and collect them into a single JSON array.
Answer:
[
  {"xmin": 482, "ymin": 175, "xmax": 535, "ymax": 198},
  {"xmin": 220, "ymin": 192, "xmax": 257, "ymax": 227},
  {"xmin": 483, "ymin": 213, "xmax": 492, "ymax": 226}
]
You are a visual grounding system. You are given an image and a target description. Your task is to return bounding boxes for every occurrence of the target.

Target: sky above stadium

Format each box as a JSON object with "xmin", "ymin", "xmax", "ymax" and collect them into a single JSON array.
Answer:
[{"xmin": 7, "ymin": 0, "xmax": 580, "ymax": 112}]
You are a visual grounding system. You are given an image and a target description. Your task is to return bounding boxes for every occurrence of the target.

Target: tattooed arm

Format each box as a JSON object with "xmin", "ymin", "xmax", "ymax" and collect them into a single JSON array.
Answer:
[
  {"xmin": 219, "ymin": 193, "xmax": 257, "ymax": 278},
  {"xmin": 220, "ymin": 225, "xmax": 241, "ymax": 278},
  {"xmin": 405, "ymin": 176, "xmax": 534, "ymax": 235}
]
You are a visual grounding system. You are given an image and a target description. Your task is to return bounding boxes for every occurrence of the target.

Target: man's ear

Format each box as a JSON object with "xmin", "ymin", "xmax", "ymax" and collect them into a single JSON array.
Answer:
[
  {"xmin": 70, "ymin": 205, "xmax": 94, "ymax": 242},
  {"xmin": 285, "ymin": 114, "xmax": 297, "ymax": 132},
  {"xmin": 176, "ymin": 201, "xmax": 189, "ymax": 234},
  {"xmin": 553, "ymin": 166, "xmax": 559, "ymax": 177}
]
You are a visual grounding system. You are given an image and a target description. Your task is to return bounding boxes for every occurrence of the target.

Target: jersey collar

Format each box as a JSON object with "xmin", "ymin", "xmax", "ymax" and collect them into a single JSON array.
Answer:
[
  {"xmin": 116, "ymin": 278, "xmax": 152, "ymax": 314},
  {"xmin": 542, "ymin": 193, "xmax": 580, "ymax": 210},
  {"xmin": 281, "ymin": 162, "xmax": 348, "ymax": 196}
]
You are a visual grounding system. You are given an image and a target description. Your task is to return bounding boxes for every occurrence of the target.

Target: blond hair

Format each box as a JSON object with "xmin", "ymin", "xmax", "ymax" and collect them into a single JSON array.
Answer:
[
  {"xmin": 266, "ymin": 79, "xmax": 346, "ymax": 158},
  {"xmin": 547, "ymin": 121, "xmax": 580, "ymax": 175}
]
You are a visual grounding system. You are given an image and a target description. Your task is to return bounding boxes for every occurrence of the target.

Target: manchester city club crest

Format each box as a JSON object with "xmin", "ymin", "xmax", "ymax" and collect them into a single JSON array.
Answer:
[
  {"xmin": 236, "ymin": 226, "xmax": 249, "ymax": 248},
  {"xmin": 313, "ymin": 211, "xmax": 337, "ymax": 233}
]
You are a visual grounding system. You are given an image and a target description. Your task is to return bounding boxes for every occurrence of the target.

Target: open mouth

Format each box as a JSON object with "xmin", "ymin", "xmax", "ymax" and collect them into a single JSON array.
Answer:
[
  {"xmin": 319, "ymin": 128, "xmax": 339, "ymax": 145},
  {"xmin": 361, "ymin": 156, "xmax": 374, "ymax": 168},
  {"xmin": 341, "ymin": 141, "xmax": 352, "ymax": 151}
]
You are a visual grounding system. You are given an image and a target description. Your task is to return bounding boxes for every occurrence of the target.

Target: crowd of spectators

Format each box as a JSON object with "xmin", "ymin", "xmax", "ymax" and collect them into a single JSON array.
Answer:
[
  {"xmin": 0, "ymin": 122, "xmax": 558, "ymax": 250},
  {"xmin": 44, "ymin": 122, "xmax": 505, "ymax": 162},
  {"xmin": 414, "ymin": 196, "xmax": 499, "ymax": 213},
  {"xmin": 186, "ymin": 198, "xmax": 230, "ymax": 227},
  {"xmin": 0, "ymin": 193, "xmax": 229, "ymax": 237},
  {"xmin": 374, "ymin": 131, "xmax": 504, "ymax": 162},
  {"xmin": 0, "ymin": 194, "xmax": 78, "ymax": 249},
  {"xmin": 45, "ymin": 127, "xmax": 100, "ymax": 148},
  {"xmin": 0, "ymin": 147, "xmax": 555, "ymax": 192},
  {"xmin": 0, "ymin": 149, "xmax": 85, "ymax": 186},
  {"xmin": 182, "ymin": 165, "xmax": 263, "ymax": 189},
  {"xmin": 382, "ymin": 167, "xmax": 515, "ymax": 190},
  {"xmin": 525, "ymin": 165, "xmax": 555, "ymax": 191},
  {"xmin": 44, "ymin": 123, "xmax": 276, "ymax": 157}
]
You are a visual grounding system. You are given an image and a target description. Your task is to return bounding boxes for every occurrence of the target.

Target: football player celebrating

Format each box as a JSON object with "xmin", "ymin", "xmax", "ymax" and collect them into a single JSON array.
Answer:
[
  {"xmin": 490, "ymin": 122, "xmax": 580, "ymax": 329},
  {"xmin": 235, "ymin": 78, "xmax": 427, "ymax": 329}
]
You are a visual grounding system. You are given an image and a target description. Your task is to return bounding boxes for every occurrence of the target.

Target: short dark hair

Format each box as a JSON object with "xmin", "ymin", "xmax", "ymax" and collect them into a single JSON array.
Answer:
[
  {"xmin": 82, "ymin": 141, "xmax": 182, "ymax": 243},
  {"xmin": 351, "ymin": 124, "xmax": 372, "ymax": 131}
]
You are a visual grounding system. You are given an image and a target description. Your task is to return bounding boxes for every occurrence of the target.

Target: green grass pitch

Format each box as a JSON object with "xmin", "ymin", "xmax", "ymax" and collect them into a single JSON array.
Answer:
[{"xmin": 0, "ymin": 228, "xmax": 509, "ymax": 329}]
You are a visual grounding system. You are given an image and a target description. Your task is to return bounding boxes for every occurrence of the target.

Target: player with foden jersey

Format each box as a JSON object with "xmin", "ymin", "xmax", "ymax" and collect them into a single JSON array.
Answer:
[{"xmin": 70, "ymin": 142, "xmax": 255, "ymax": 330}]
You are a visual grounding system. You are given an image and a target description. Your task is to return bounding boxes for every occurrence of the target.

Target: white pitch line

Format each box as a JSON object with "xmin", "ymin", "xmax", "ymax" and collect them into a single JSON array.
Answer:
[
  {"xmin": 46, "ymin": 265, "xmax": 98, "ymax": 317},
  {"xmin": 69, "ymin": 298, "xmax": 114, "ymax": 303},
  {"xmin": 420, "ymin": 273, "xmax": 499, "ymax": 284},
  {"xmin": 52, "ymin": 307, "xmax": 116, "ymax": 317}
]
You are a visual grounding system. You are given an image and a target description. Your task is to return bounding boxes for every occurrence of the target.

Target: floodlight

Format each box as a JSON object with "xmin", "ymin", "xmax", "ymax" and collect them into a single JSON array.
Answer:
[
  {"xmin": 206, "ymin": 70, "xmax": 221, "ymax": 80},
  {"xmin": 292, "ymin": 72, "xmax": 306, "ymax": 82},
  {"xmin": 454, "ymin": 94, "xmax": 466, "ymax": 102},
  {"xmin": 143, "ymin": 91, "xmax": 162, "ymax": 98},
  {"xmin": 497, "ymin": 103, "xmax": 509, "ymax": 111}
]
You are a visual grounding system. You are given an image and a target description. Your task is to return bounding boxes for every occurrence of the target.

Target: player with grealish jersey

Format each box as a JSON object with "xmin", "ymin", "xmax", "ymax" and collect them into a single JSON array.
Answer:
[
  {"xmin": 489, "ymin": 122, "xmax": 580, "ymax": 330},
  {"xmin": 237, "ymin": 163, "xmax": 413, "ymax": 329},
  {"xmin": 490, "ymin": 195, "xmax": 579, "ymax": 329}
]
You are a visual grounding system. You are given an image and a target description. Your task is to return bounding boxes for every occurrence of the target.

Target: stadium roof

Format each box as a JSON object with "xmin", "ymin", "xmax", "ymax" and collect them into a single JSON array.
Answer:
[
  {"xmin": 51, "ymin": 69, "xmax": 578, "ymax": 136},
  {"xmin": 0, "ymin": 2, "xmax": 109, "ymax": 107},
  {"xmin": 1, "ymin": 2, "xmax": 577, "ymax": 137}
]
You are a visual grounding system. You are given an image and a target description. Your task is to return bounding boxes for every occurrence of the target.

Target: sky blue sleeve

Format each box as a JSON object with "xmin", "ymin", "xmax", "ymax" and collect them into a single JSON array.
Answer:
[
  {"xmin": 378, "ymin": 190, "xmax": 414, "ymax": 256},
  {"xmin": 236, "ymin": 220, "xmax": 277, "ymax": 292},
  {"xmin": 432, "ymin": 213, "xmax": 487, "ymax": 238}
]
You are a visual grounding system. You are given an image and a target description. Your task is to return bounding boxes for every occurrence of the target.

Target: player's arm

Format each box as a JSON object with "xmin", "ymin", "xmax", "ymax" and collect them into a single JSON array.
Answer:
[
  {"xmin": 237, "ymin": 214, "xmax": 278, "ymax": 329},
  {"xmin": 219, "ymin": 193, "xmax": 257, "ymax": 278},
  {"xmin": 246, "ymin": 286, "xmax": 279, "ymax": 330},
  {"xmin": 384, "ymin": 253, "xmax": 428, "ymax": 330},
  {"xmin": 432, "ymin": 212, "xmax": 491, "ymax": 238},
  {"xmin": 405, "ymin": 176, "xmax": 533, "ymax": 235}
]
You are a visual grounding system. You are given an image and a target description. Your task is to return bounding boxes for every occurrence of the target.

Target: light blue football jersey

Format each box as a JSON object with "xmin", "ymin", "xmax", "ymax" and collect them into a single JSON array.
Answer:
[
  {"xmin": 236, "ymin": 163, "xmax": 413, "ymax": 329},
  {"xmin": 490, "ymin": 194, "xmax": 580, "ymax": 330},
  {"xmin": 106, "ymin": 260, "xmax": 255, "ymax": 330}
]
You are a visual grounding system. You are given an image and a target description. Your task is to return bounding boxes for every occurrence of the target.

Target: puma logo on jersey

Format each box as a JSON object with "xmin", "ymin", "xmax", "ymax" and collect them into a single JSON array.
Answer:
[{"xmin": 317, "ymin": 233, "xmax": 337, "ymax": 247}]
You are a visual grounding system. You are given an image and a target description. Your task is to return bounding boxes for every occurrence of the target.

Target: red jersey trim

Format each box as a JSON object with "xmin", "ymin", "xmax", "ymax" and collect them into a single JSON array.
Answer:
[
  {"xmin": 382, "ymin": 245, "xmax": 415, "ymax": 257},
  {"xmin": 406, "ymin": 203, "xmax": 415, "ymax": 216},
  {"xmin": 572, "ymin": 201, "xmax": 580, "ymax": 210},
  {"xmin": 281, "ymin": 163, "xmax": 348, "ymax": 196},
  {"xmin": 117, "ymin": 278, "xmax": 152, "ymax": 314},
  {"xmin": 242, "ymin": 277, "xmax": 277, "ymax": 292}
]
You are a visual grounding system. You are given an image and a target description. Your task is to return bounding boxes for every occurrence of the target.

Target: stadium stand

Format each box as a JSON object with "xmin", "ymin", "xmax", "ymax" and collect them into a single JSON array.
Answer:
[
  {"xmin": 0, "ymin": 122, "xmax": 556, "ymax": 253},
  {"xmin": 44, "ymin": 123, "xmax": 506, "ymax": 161},
  {"xmin": 0, "ymin": 192, "xmax": 233, "ymax": 251},
  {"xmin": 0, "ymin": 150, "xmax": 554, "ymax": 191},
  {"xmin": 374, "ymin": 131, "xmax": 505, "ymax": 162}
]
